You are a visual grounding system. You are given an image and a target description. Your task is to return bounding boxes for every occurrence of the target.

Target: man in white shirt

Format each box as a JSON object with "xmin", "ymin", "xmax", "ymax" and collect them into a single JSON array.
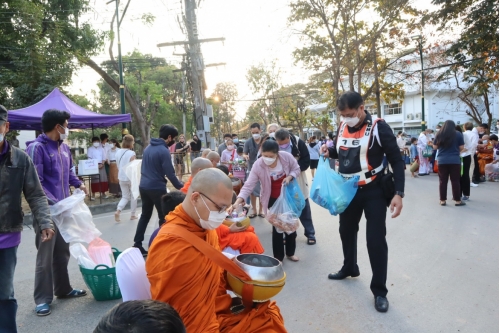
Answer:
[{"xmin": 461, "ymin": 122, "xmax": 476, "ymax": 198}]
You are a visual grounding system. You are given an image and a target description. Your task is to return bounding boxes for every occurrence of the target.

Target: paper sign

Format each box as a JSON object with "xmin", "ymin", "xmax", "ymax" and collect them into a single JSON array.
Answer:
[{"xmin": 82, "ymin": 159, "xmax": 97, "ymax": 171}]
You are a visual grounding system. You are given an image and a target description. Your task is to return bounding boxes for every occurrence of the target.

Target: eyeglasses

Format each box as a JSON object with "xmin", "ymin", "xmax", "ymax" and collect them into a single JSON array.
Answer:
[{"xmin": 199, "ymin": 192, "xmax": 227, "ymax": 214}]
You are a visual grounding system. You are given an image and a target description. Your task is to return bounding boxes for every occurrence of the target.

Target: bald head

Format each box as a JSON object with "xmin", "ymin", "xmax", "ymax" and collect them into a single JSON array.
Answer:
[
  {"xmin": 191, "ymin": 168, "xmax": 232, "ymax": 192},
  {"xmin": 206, "ymin": 151, "xmax": 220, "ymax": 167},
  {"xmin": 183, "ymin": 168, "xmax": 233, "ymax": 228},
  {"xmin": 201, "ymin": 149, "xmax": 211, "ymax": 158},
  {"xmin": 191, "ymin": 157, "xmax": 212, "ymax": 177}
]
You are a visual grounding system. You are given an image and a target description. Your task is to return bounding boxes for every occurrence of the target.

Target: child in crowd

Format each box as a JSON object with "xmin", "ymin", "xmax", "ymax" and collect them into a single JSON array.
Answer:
[
  {"xmin": 410, "ymin": 137, "xmax": 419, "ymax": 178},
  {"xmin": 232, "ymin": 146, "xmax": 247, "ymax": 182}
]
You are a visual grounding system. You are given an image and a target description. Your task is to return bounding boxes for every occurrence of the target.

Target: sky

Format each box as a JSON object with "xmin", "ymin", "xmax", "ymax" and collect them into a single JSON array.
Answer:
[{"xmin": 70, "ymin": 0, "xmax": 436, "ymax": 120}]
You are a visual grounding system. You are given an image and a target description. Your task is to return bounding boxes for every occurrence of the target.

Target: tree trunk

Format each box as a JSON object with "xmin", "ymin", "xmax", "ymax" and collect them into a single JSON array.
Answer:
[{"xmin": 82, "ymin": 58, "xmax": 150, "ymax": 146}]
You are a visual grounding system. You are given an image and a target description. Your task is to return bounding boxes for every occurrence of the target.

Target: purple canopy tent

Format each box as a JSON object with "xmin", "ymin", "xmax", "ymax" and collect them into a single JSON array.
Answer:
[{"xmin": 7, "ymin": 88, "xmax": 131, "ymax": 130}]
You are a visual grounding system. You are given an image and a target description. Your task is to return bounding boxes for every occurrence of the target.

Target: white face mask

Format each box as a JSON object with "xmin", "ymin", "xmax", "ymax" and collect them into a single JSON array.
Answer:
[
  {"xmin": 483, "ymin": 140, "xmax": 488, "ymax": 144},
  {"xmin": 227, "ymin": 145, "xmax": 234, "ymax": 151},
  {"xmin": 263, "ymin": 156, "xmax": 276, "ymax": 165},
  {"xmin": 93, "ymin": 142, "xmax": 100, "ymax": 148},
  {"xmin": 269, "ymin": 132, "xmax": 275, "ymax": 138},
  {"xmin": 193, "ymin": 195, "xmax": 226, "ymax": 230},
  {"xmin": 0, "ymin": 133, "xmax": 4, "ymax": 142},
  {"xmin": 252, "ymin": 133, "xmax": 261, "ymax": 140},
  {"xmin": 112, "ymin": 143, "xmax": 116, "ymax": 147},
  {"xmin": 58, "ymin": 125, "xmax": 69, "ymax": 140},
  {"xmin": 342, "ymin": 116, "xmax": 360, "ymax": 128}
]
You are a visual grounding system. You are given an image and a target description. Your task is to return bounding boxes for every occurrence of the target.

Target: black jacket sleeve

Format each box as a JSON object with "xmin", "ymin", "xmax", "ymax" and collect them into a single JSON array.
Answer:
[
  {"xmin": 378, "ymin": 121, "xmax": 405, "ymax": 193},
  {"xmin": 297, "ymin": 139, "xmax": 311, "ymax": 171}
]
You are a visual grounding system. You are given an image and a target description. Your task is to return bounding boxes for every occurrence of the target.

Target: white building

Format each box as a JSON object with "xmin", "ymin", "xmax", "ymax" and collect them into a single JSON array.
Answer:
[{"xmin": 305, "ymin": 53, "xmax": 499, "ymax": 138}]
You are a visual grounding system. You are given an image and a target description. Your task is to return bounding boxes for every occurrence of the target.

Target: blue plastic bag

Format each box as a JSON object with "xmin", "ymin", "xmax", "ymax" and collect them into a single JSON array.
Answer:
[
  {"xmin": 310, "ymin": 158, "xmax": 359, "ymax": 215},
  {"xmin": 284, "ymin": 179, "xmax": 305, "ymax": 216}
]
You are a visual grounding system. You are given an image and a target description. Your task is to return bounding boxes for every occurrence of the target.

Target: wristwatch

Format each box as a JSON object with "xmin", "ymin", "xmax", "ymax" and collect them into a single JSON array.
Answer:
[{"xmin": 395, "ymin": 191, "xmax": 405, "ymax": 198}]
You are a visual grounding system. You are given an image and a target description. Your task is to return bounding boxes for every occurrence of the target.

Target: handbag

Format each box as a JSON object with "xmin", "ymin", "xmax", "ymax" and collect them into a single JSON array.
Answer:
[
  {"xmin": 423, "ymin": 146, "xmax": 433, "ymax": 158},
  {"xmin": 410, "ymin": 160, "xmax": 419, "ymax": 173},
  {"xmin": 379, "ymin": 168, "xmax": 395, "ymax": 207}
]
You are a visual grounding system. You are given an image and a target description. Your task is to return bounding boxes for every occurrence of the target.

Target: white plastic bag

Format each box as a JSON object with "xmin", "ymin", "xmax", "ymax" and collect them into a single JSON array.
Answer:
[
  {"xmin": 70, "ymin": 243, "xmax": 97, "ymax": 269},
  {"xmin": 50, "ymin": 189, "xmax": 101, "ymax": 244},
  {"xmin": 125, "ymin": 159, "xmax": 142, "ymax": 200}
]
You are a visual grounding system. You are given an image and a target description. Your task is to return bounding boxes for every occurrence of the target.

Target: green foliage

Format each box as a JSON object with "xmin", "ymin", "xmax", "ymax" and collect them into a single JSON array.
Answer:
[
  {"xmin": 208, "ymin": 82, "xmax": 238, "ymax": 142},
  {"xmin": 288, "ymin": 0, "xmax": 420, "ymax": 110},
  {"xmin": 95, "ymin": 50, "xmax": 189, "ymax": 144},
  {"xmin": 0, "ymin": 0, "xmax": 105, "ymax": 108}
]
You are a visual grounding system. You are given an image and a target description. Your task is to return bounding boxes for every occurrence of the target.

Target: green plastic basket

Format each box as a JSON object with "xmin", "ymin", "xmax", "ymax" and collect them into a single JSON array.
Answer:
[{"xmin": 79, "ymin": 247, "xmax": 122, "ymax": 301}]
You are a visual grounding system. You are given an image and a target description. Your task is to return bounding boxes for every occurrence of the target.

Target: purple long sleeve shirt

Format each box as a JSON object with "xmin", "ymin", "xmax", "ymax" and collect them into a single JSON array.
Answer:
[
  {"xmin": 26, "ymin": 134, "xmax": 82, "ymax": 204},
  {"xmin": 0, "ymin": 140, "xmax": 21, "ymax": 249}
]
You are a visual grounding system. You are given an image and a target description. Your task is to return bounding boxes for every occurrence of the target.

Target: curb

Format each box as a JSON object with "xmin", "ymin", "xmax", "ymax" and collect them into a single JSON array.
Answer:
[{"xmin": 23, "ymin": 199, "xmax": 143, "ymax": 225}]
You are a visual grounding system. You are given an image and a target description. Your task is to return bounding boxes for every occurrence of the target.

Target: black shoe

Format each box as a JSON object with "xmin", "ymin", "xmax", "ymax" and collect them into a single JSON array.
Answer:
[
  {"xmin": 328, "ymin": 270, "xmax": 360, "ymax": 280},
  {"xmin": 133, "ymin": 245, "xmax": 148, "ymax": 257},
  {"xmin": 374, "ymin": 296, "xmax": 389, "ymax": 313}
]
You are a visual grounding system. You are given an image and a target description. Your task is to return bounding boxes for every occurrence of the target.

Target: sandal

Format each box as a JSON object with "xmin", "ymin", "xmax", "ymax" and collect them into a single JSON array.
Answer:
[
  {"xmin": 35, "ymin": 303, "xmax": 51, "ymax": 316},
  {"xmin": 130, "ymin": 215, "xmax": 138, "ymax": 220},
  {"xmin": 114, "ymin": 211, "xmax": 121, "ymax": 222},
  {"xmin": 248, "ymin": 213, "xmax": 257, "ymax": 219},
  {"xmin": 286, "ymin": 255, "xmax": 300, "ymax": 262},
  {"xmin": 258, "ymin": 213, "xmax": 265, "ymax": 218},
  {"xmin": 307, "ymin": 239, "xmax": 317, "ymax": 245},
  {"xmin": 440, "ymin": 201, "xmax": 446, "ymax": 206},
  {"xmin": 57, "ymin": 289, "xmax": 87, "ymax": 299},
  {"xmin": 455, "ymin": 201, "xmax": 466, "ymax": 206}
]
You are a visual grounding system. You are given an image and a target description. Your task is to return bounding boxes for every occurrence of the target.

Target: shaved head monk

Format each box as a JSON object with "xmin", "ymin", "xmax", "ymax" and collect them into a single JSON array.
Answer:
[
  {"xmin": 180, "ymin": 157, "xmax": 213, "ymax": 194},
  {"xmin": 201, "ymin": 149, "xmax": 211, "ymax": 158},
  {"xmin": 146, "ymin": 168, "xmax": 286, "ymax": 333},
  {"xmin": 207, "ymin": 151, "xmax": 221, "ymax": 167}
]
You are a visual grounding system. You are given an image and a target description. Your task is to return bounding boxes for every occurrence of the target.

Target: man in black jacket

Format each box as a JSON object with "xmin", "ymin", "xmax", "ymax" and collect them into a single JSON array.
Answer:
[
  {"xmin": 0, "ymin": 105, "xmax": 54, "ymax": 332},
  {"xmin": 133, "ymin": 124, "xmax": 184, "ymax": 256},
  {"xmin": 322, "ymin": 91, "xmax": 404, "ymax": 313},
  {"xmin": 268, "ymin": 124, "xmax": 317, "ymax": 245}
]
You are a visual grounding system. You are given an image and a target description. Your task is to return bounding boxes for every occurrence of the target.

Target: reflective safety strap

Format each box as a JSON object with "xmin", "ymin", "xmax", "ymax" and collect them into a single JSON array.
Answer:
[{"xmin": 364, "ymin": 163, "xmax": 385, "ymax": 179}]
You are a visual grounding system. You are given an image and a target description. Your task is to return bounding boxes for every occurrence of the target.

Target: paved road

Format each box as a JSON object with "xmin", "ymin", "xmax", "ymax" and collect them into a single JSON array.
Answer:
[{"xmin": 13, "ymin": 170, "xmax": 499, "ymax": 333}]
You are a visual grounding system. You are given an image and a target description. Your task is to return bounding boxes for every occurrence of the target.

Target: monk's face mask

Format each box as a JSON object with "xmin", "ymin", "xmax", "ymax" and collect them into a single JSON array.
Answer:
[{"xmin": 192, "ymin": 194, "xmax": 227, "ymax": 230}]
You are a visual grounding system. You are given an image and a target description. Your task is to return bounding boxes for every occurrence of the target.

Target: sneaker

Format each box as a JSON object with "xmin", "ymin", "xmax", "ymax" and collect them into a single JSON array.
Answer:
[
  {"xmin": 462, "ymin": 196, "xmax": 470, "ymax": 201},
  {"xmin": 470, "ymin": 183, "xmax": 478, "ymax": 187},
  {"xmin": 90, "ymin": 197, "xmax": 96, "ymax": 201},
  {"xmin": 133, "ymin": 245, "xmax": 148, "ymax": 257}
]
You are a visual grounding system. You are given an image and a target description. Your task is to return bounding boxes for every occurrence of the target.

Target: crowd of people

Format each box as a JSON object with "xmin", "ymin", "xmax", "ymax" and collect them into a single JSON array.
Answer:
[{"xmin": 1, "ymin": 89, "xmax": 498, "ymax": 332}]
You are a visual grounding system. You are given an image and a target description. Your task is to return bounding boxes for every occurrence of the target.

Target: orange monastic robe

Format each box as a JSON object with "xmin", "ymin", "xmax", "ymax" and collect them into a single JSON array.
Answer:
[
  {"xmin": 181, "ymin": 178, "xmax": 264, "ymax": 255},
  {"xmin": 146, "ymin": 205, "xmax": 287, "ymax": 333},
  {"xmin": 180, "ymin": 176, "xmax": 193, "ymax": 194},
  {"xmin": 216, "ymin": 225, "xmax": 264, "ymax": 254}
]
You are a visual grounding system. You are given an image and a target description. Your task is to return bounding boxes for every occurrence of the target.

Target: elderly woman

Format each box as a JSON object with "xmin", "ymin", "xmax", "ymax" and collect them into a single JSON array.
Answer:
[
  {"xmin": 232, "ymin": 140, "xmax": 301, "ymax": 262},
  {"xmin": 417, "ymin": 129, "xmax": 434, "ymax": 175}
]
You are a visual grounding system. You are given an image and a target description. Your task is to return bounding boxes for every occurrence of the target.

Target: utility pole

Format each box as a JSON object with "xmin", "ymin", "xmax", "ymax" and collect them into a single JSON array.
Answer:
[
  {"xmin": 372, "ymin": 42, "xmax": 382, "ymax": 118},
  {"xmin": 412, "ymin": 35, "xmax": 426, "ymax": 131},
  {"xmin": 157, "ymin": 0, "xmax": 224, "ymax": 148},
  {"xmin": 107, "ymin": 0, "xmax": 130, "ymax": 136}
]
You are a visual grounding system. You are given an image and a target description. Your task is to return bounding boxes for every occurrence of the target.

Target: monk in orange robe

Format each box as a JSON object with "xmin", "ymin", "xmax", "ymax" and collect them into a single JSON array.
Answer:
[
  {"xmin": 146, "ymin": 169, "xmax": 287, "ymax": 333},
  {"xmin": 181, "ymin": 157, "xmax": 213, "ymax": 194}
]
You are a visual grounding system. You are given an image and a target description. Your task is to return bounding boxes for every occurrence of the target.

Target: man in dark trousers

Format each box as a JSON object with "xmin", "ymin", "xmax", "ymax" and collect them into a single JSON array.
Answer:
[
  {"xmin": 26, "ymin": 110, "xmax": 89, "ymax": 316},
  {"xmin": 268, "ymin": 124, "xmax": 317, "ymax": 245},
  {"xmin": 0, "ymin": 106, "xmax": 54, "ymax": 331},
  {"xmin": 133, "ymin": 124, "xmax": 183, "ymax": 256},
  {"xmin": 322, "ymin": 91, "xmax": 404, "ymax": 313}
]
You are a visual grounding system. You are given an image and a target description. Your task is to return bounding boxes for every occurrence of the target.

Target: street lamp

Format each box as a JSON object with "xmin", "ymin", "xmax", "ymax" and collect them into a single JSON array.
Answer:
[
  {"xmin": 411, "ymin": 35, "xmax": 426, "ymax": 132},
  {"xmin": 107, "ymin": 0, "xmax": 129, "ymax": 135}
]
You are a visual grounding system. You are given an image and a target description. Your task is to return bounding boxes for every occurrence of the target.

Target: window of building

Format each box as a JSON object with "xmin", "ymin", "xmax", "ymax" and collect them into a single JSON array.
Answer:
[
  {"xmin": 383, "ymin": 103, "xmax": 402, "ymax": 115},
  {"xmin": 365, "ymin": 105, "xmax": 377, "ymax": 115}
]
